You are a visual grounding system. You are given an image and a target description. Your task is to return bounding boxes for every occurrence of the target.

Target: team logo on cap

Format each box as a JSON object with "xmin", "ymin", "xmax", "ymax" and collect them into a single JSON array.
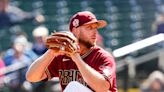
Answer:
[{"xmin": 73, "ymin": 19, "xmax": 79, "ymax": 27}]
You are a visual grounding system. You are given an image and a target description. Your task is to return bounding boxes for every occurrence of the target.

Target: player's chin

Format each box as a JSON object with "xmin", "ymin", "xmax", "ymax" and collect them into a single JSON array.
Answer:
[
  {"xmin": 91, "ymin": 40, "xmax": 96, "ymax": 45},
  {"xmin": 90, "ymin": 41, "xmax": 96, "ymax": 47}
]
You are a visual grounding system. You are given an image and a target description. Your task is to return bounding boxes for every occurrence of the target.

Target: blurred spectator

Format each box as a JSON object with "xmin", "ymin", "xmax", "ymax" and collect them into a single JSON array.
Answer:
[
  {"xmin": 32, "ymin": 26, "xmax": 48, "ymax": 56},
  {"xmin": 151, "ymin": 12, "xmax": 164, "ymax": 49},
  {"xmin": 4, "ymin": 34, "xmax": 38, "ymax": 62},
  {"xmin": 0, "ymin": 58, "xmax": 5, "ymax": 77},
  {"xmin": 0, "ymin": 58, "xmax": 5, "ymax": 90},
  {"xmin": 140, "ymin": 70, "xmax": 164, "ymax": 92},
  {"xmin": 0, "ymin": 0, "xmax": 45, "ymax": 28},
  {"xmin": 152, "ymin": 13, "xmax": 164, "ymax": 34},
  {"xmin": 3, "ymin": 35, "xmax": 37, "ymax": 92}
]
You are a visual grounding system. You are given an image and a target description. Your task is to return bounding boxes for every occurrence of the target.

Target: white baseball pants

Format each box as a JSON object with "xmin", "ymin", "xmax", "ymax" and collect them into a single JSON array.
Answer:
[{"xmin": 63, "ymin": 81, "xmax": 93, "ymax": 92}]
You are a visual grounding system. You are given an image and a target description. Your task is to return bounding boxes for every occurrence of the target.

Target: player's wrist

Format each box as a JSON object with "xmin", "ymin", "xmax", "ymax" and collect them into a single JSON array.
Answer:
[
  {"xmin": 70, "ymin": 52, "xmax": 81, "ymax": 62},
  {"xmin": 47, "ymin": 49, "xmax": 58, "ymax": 56}
]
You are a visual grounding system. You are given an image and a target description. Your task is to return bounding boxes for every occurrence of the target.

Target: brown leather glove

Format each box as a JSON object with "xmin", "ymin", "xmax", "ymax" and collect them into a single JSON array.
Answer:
[{"xmin": 46, "ymin": 31, "xmax": 79, "ymax": 56}]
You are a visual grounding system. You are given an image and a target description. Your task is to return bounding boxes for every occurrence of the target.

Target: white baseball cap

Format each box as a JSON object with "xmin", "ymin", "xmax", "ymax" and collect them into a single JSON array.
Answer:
[{"xmin": 33, "ymin": 26, "xmax": 49, "ymax": 37}]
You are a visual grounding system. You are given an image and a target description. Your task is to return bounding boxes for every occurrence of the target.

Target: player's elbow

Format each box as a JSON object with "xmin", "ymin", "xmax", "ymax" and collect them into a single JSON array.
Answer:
[
  {"xmin": 26, "ymin": 73, "xmax": 34, "ymax": 82},
  {"xmin": 26, "ymin": 72, "xmax": 40, "ymax": 82},
  {"xmin": 96, "ymin": 86, "xmax": 109, "ymax": 92},
  {"xmin": 95, "ymin": 81, "xmax": 110, "ymax": 92}
]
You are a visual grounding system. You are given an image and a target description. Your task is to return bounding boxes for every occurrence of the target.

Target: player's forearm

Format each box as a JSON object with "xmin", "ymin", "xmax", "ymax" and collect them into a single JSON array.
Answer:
[
  {"xmin": 26, "ymin": 49, "xmax": 56, "ymax": 82},
  {"xmin": 71, "ymin": 54, "xmax": 110, "ymax": 92}
]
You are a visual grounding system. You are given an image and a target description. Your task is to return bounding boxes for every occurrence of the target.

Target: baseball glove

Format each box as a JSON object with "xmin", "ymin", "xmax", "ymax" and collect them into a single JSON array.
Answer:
[{"xmin": 46, "ymin": 31, "xmax": 80, "ymax": 56}]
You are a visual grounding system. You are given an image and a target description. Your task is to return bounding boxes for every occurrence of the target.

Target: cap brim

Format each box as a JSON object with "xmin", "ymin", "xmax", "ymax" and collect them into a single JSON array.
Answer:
[{"xmin": 84, "ymin": 20, "xmax": 107, "ymax": 29}]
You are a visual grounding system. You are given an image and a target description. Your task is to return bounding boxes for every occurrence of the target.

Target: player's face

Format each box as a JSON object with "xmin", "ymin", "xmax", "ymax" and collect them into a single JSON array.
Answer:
[{"xmin": 78, "ymin": 23, "xmax": 98, "ymax": 48}]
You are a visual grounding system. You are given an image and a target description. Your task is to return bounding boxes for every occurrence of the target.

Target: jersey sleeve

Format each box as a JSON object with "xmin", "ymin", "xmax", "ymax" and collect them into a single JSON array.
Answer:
[
  {"xmin": 45, "ymin": 55, "xmax": 61, "ymax": 81},
  {"xmin": 98, "ymin": 53, "xmax": 116, "ymax": 89}
]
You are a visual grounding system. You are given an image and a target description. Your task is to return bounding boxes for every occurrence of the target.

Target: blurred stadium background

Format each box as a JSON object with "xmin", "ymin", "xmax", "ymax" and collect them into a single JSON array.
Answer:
[{"xmin": 1, "ymin": 0, "xmax": 164, "ymax": 92}]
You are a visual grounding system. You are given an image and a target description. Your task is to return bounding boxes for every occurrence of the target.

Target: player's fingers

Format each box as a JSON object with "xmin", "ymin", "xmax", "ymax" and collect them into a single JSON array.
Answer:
[
  {"xmin": 52, "ymin": 32, "xmax": 76, "ymax": 41},
  {"xmin": 47, "ymin": 36, "xmax": 73, "ymax": 44}
]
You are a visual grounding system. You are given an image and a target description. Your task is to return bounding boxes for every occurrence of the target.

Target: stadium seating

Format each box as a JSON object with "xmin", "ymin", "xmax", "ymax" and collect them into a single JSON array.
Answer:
[{"xmin": 1, "ymin": 0, "xmax": 164, "ymax": 51}]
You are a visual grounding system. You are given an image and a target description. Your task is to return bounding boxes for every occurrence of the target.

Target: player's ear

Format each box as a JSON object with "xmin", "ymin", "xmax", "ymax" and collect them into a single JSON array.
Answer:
[
  {"xmin": 72, "ymin": 27, "xmax": 76, "ymax": 33},
  {"xmin": 72, "ymin": 27, "xmax": 79, "ymax": 38}
]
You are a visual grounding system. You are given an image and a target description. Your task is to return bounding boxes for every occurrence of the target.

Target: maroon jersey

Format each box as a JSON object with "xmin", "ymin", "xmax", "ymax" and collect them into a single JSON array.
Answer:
[{"xmin": 45, "ymin": 46, "xmax": 117, "ymax": 92}]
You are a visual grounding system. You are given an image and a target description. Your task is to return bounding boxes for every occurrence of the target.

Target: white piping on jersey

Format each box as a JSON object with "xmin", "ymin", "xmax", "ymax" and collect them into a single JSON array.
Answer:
[{"xmin": 81, "ymin": 46, "xmax": 95, "ymax": 59}]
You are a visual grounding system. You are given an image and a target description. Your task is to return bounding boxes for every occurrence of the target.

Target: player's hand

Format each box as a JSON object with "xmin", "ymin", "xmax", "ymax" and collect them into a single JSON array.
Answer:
[{"xmin": 46, "ymin": 31, "xmax": 80, "ymax": 57}]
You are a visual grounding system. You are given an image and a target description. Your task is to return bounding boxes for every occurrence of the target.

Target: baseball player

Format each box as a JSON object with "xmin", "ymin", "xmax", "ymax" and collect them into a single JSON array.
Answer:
[{"xmin": 26, "ymin": 11, "xmax": 117, "ymax": 92}]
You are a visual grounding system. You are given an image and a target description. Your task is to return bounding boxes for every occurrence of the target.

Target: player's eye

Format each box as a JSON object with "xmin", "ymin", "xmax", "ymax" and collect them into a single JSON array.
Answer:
[
  {"xmin": 92, "ymin": 23, "xmax": 98, "ymax": 29},
  {"xmin": 86, "ymin": 26, "xmax": 92, "ymax": 30}
]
